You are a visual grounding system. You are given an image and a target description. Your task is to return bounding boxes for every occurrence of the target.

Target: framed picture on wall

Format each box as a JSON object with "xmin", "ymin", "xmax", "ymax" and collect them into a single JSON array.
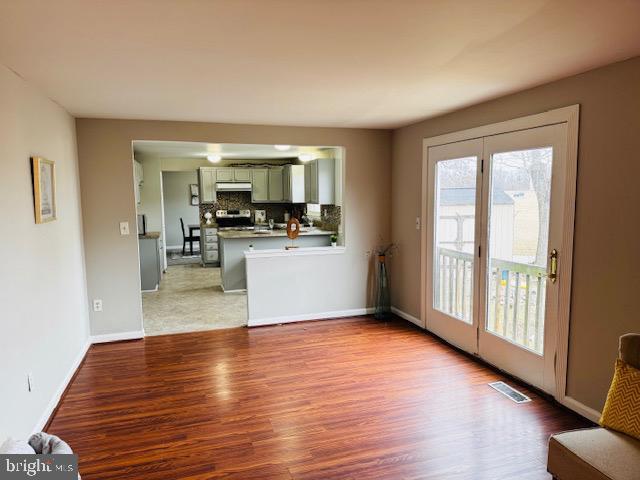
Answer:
[
  {"xmin": 31, "ymin": 156, "xmax": 57, "ymax": 223},
  {"xmin": 190, "ymin": 184, "xmax": 199, "ymax": 206}
]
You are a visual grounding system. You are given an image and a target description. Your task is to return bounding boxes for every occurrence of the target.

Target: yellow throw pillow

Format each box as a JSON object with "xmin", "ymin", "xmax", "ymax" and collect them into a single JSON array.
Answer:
[{"xmin": 599, "ymin": 359, "xmax": 640, "ymax": 440}]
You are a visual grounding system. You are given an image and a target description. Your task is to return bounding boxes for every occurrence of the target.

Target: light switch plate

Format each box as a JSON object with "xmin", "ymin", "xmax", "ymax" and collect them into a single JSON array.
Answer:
[
  {"xmin": 415, "ymin": 217, "xmax": 421, "ymax": 230},
  {"xmin": 119, "ymin": 221, "xmax": 130, "ymax": 235}
]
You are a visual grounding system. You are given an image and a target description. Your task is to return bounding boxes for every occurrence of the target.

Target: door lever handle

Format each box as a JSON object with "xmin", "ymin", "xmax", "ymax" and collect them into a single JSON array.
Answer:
[{"xmin": 548, "ymin": 249, "xmax": 558, "ymax": 283}]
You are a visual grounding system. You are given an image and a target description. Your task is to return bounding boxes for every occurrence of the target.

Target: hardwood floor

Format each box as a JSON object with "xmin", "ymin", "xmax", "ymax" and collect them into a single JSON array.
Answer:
[{"xmin": 49, "ymin": 317, "xmax": 591, "ymax": 479}]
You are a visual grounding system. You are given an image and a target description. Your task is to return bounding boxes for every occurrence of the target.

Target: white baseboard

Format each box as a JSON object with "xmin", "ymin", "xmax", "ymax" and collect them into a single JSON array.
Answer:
[
  {"xmin": 391, "ymin": 306, "xmax": 424, "ymax": 328},
  {"xmin": 32, "ymin": 339, "xmax": 91, "ymax": 434},
  {"xmin": 560, "ymin": 396, "xmax": 601, "ymax": 423},
  {"xmin": 249, "ymin": 307, "xmax": 375, "ymax": 327},
  {"xmin": 90, "ymin": 330, "xmax": 145, "ymax": 344},
  {"xmin": 222, "ymin": 288, "xmax": 247, "ymax": 294}
]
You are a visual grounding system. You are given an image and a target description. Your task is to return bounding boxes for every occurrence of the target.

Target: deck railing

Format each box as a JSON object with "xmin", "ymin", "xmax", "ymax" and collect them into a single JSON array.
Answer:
[{"xmin": 436, "ymin": 247, "xmax": 547, "ymax": 353}]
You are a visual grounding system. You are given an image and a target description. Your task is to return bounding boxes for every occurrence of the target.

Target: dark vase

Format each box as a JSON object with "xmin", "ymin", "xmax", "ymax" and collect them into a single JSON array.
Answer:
[{"xmin": 375, "ymin": 254, "xmax": 391, "ymax": 320}]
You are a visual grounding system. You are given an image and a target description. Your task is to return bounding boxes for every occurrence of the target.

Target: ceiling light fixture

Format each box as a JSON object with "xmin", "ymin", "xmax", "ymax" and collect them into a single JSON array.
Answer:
[
  {"xmin": 298, "ymin": 153, "xmax": 315, "ymax": 162},
  {"xmin": 274, "ymin": 145, "xmax": 291, "ymax": 151},
  {"xmin": 207, "ymin": 154, "xmax": 222, "ymax": 163}
]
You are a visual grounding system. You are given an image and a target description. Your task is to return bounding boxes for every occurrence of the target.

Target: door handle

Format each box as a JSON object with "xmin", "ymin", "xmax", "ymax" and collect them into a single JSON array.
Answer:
[{"xmin": 548, "ymin": 249, "xmax": 558, "ymax": 284}]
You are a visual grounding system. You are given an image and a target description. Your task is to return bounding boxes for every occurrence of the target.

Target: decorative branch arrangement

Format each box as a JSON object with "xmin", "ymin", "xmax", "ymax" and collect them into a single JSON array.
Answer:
[{"xmin": 375, "ymin": 243, "xmax": 397, "ymax": 257}]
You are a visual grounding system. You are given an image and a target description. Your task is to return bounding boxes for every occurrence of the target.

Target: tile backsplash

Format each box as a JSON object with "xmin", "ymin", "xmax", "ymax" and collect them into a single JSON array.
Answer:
[
  {"xmin": 200, "ymin": 191, "xmax": 342, "ymax": 230},
  {"xmin": 200, "ymin": 191, "xmax": 304, "ymax": 224},
  {"xmin": 319, "ymin": 204, "xmax": 341, "ymax": 232}
]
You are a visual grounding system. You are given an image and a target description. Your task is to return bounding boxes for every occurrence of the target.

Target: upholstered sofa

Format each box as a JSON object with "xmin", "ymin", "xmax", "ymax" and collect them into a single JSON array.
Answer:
[{"xmin": 547, "ymin": 333, "xmax": 640, "ymax": 480}]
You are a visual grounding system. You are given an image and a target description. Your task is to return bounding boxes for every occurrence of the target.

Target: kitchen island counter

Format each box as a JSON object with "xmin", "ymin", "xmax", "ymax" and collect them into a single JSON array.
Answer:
[
  {"xmin": 218, "ymin": 228, "xmax": 335, "ymax": 240},
  {"xmin": 218, "ymin": 229, "xmax": 335, "ymax": 292}
]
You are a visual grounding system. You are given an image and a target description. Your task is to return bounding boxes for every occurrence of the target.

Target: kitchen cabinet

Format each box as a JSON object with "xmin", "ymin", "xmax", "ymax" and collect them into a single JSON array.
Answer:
[
  {"xmin": 201, "ymin": 165, "xmax": 315, "ymax": 204},
  {"xmin": 234, "ymin": 168, "xmax": 252, "ymax": 181},
  {"xmin": 304, "ymin": 162, "xmax": 317, "ymax": 203},
  {"xmin": 268, "ymin": 167, "xmax": 284, "ymax": 202},
  {"xmin": 139, "ymin": 233, "xmax": 162, "ymax": 291},
  {"xmin": 284, "ymin": 165, "xmax": 305, "ymax": 203},
  {"xmin": 304, "ymin": 158, "xmax": 335, "ymax": 204},
  {"xmin": 201, "ymin": 227, "xmax": 219, "ymax": 265},
  {"xmin": 199, "ymin": 167, "xmax": 216, "ymax": 203},
  {"xmin": 216, "ymin": 168, "xmax": 234, "ymax": 182},
  {"xmin": 251, "ymin": 169, "xmax": 269, "ymax": 202},
  {"xmin": 215, "ymin": 167, "xmax": 252, "ymax": 182}
]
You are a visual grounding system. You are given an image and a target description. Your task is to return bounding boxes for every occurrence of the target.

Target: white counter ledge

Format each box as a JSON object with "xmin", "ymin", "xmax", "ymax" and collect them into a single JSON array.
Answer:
[
  {"xmin": 217, "ymin": 229, "xmax": 336, "ymax": 291},
  {"xmin": 217, "ymin": 229, "xmax": 335, "ymax": 240},
  {"xmin": 244, "ymin": 244, "xmax": 370, "ymax": 327},
  {"xmin": 244, "ymin": 246, "xmax": 345, "ymax": 258}
]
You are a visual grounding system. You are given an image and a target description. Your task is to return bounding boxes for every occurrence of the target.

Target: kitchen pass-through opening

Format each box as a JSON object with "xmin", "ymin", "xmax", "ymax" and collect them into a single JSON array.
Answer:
[{"xmin": 131, "ymin": 141, "xmax": 345, "ymax": 336}]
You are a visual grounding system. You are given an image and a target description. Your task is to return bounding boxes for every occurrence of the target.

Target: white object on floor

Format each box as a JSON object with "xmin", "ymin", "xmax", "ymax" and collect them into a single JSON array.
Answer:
[{"xmin": 0, "ymin": 438, "xmax": 36, "ymax": 454}]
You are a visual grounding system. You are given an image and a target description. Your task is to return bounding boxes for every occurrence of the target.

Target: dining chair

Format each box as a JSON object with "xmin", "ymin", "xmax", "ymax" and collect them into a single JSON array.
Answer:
[{"xmin": 180, "ymin": 218, "xmax": 200, "ymax": 255}]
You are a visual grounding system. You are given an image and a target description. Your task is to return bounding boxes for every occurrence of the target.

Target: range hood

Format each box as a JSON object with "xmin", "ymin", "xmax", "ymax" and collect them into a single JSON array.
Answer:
[{"xmin": 216, "ymin": 182, "xmax": 252, "ymax": 192}]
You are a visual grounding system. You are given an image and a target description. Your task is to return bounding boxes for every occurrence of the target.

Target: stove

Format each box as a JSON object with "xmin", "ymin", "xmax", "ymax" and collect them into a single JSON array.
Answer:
[{"xmin": 215, "ymin": 209, "xmax": 254, "ymax": 230}]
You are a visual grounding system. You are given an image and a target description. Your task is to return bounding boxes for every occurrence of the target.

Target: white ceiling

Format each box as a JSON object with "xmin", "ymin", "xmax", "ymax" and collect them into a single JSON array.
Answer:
[
  {"xmin": 133, "ymin": 141, "xmax": 331, "ymax": 160},
  {"xmin": 1, "ymin": 1, "xmax": 639, "ymax": 128}
]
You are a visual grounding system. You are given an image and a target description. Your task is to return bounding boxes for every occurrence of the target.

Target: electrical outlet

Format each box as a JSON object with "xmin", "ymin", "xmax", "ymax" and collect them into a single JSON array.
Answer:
[
  {"xmin": 119, "ymin": 221, "xmax": 130, "ymax": 235},
  {"xmin": 27, "ymin": 372, "xmax": 34, "ymax": 392},
  {"xmin": 93, "ymin": 299, "xmax": 103, "ymax": 312}
]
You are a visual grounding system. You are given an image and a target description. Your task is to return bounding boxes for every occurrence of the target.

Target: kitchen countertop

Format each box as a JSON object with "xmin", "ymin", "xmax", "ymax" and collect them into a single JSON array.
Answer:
[
  {"xmin": 139, "ymin": 231, "xmax": 161, "ymax": 239},
  {"xmin": 217, "ymin": 229, "xmax": 336, "ymax": 240}
]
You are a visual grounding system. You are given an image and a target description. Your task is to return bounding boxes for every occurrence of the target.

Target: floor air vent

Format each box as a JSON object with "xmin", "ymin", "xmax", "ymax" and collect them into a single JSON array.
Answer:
[{"xmin": 488, "ymin": 381, "xmax": 531, "ymax": 403}]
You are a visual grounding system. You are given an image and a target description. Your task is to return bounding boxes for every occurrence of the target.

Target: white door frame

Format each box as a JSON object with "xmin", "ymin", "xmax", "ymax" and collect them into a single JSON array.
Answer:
[{"xmin": 420, "ymin": 105, "xmax": 580, "ymax": 408}]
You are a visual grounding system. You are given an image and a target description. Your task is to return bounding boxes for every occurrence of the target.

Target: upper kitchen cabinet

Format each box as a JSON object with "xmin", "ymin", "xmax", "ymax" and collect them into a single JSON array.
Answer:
[
  {"xmin": 251, "ymin": 169, "xmax": 269, "ymax": 202},
  {"xmin": 199, "ymin": 167, "xmax": 217, "ymax": 203},
  {"xmin": 283, "ymin": 165, "xmax": 305, "ymax": 203},
  {"xmin": 217, "ymin": 167, "xmax": 252, "ymax": 182},
  {"xmin": 216, "ymin": 168, "xmax": 233, "ymax": 182},
  {"xmin": 234, "ymin": 168, "xmax": 252, "ymax": 182},
  {"xmin": 305, "ymin": 158, "xmax": 335, "ymax": 204},
  {"xmin": 268, "ymin": 166, "xmax": 284, "ymax": 202}
]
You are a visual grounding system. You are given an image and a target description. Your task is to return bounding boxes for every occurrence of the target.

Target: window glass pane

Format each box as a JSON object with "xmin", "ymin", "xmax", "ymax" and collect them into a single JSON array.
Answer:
[
  {"xmin": 433, "ymin": 157, "xmax": 477, "ymax": 323},
  {"xmin": 485, "ymin": 147, "xmax": 552, "ymax": 354}
]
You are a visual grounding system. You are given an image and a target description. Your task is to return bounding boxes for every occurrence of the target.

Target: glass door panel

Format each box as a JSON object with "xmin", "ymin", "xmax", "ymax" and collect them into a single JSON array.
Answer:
[
  {"xmin": 478, "ymin": 123, "xmax": 566, "ymax": 394},
  {"xmin": 486, "ymin": 147, "xmax": 552, "ymax": 354},
  {"xmin": 425, "ymin": 138, "xmax": 483, "ymax": 354},
  {"xmin": 434, "ymin": 157, "xmax": 477, "ymax": 324}
]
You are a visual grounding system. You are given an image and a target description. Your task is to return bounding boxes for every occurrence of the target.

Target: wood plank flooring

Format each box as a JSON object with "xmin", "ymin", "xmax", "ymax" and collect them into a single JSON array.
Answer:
[{"xmin": 48, "ymin": 317, "xmax": 591, "ymax": 479}]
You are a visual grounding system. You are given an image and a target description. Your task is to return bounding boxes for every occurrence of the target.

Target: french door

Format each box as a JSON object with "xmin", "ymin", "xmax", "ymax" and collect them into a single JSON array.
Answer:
[{"xmin": 425, "ymin": 123, "xmax": 570, "ymax": 394}]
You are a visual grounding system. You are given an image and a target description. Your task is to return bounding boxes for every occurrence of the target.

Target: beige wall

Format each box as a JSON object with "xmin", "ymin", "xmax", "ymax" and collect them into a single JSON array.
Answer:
[
  {"xmin": 137, "ymin": 157, "xmax": 213, "ymax": 234},
  {"xmin": 0, "ymin": 65, "xmax": 90, "ymax": 441},
  {"xmin": 161, "ymin": 171, "xmax": 199, "ymax": 248},
  {"xmin": 391, "ymin": 56, "xmax": 640, "ymax": 411},
  {"xmin": 76, "ymin": 120, "xmax": 391, "ymax": 336}
]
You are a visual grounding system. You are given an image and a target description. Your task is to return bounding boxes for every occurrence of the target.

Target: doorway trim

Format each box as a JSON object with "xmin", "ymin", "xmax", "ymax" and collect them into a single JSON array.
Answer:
[{"xmin": 420, "ymin": 105, "xmax": 579, "ymax": 406}]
